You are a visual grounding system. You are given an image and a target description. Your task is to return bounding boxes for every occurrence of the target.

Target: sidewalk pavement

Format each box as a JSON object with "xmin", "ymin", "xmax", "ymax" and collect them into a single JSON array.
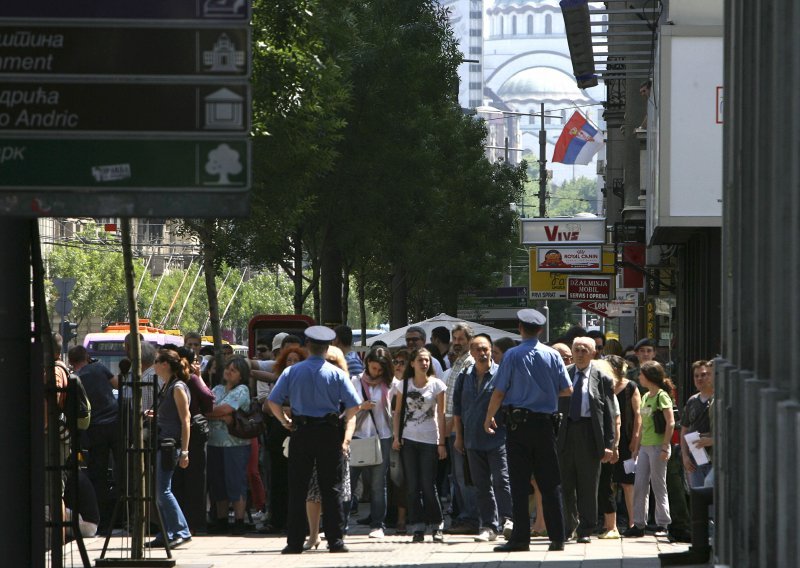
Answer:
[{"xmin": 61, "ymin": 505, "xmax": 699, "ymax": 568}]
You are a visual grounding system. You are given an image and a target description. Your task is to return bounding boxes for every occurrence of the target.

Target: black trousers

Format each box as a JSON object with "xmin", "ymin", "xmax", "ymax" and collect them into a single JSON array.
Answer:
[
  {"xmin": 506, "ymin": 414, "xmax": 566, "ymax": 544},
  {"xmin": 559, "ymin": 419, "xmax": 601, "ymax": 538},
  {"xmin": 172, "ymin": 429, "xmax": 208, "ymax": 533},
  {"xmin": 286, "ymin": 422, "xmax": 345, "ymax": 549},
  {"xmin": 266, "ymin": 417, "xmax": 289, "ymax": 530},
  {"xmin": 84, "ymin": 421, "xmax": 121, "ymax": 531}
]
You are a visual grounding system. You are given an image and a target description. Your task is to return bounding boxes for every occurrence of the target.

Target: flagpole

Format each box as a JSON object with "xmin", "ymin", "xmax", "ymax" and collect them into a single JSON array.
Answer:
[
  {"xmin": 572, "ymin": 102, "xmax": 601, "ymax": 131},
  {"xmin": 538, "ymin": 102, "xmax": 548, "ymax": 218}
]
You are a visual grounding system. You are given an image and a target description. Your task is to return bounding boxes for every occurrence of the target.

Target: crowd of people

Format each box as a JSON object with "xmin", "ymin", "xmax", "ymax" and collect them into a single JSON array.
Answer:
[{"xmin": 49, "ymin": 311, "xmax": 715, "ymax": 556}]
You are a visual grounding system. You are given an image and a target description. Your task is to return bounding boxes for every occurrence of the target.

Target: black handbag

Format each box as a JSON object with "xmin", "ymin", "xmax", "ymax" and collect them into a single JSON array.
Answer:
[
  {"xmin": 190, "ymin": 413, "xmax": 209, "ymax": 440},
  {"xmin": 227, "ymin": 398, "xmax": 268, "ymax": 439},
  {"xmin": 652, "ymin": 390, "xmax": 667, "ymax": 434}
]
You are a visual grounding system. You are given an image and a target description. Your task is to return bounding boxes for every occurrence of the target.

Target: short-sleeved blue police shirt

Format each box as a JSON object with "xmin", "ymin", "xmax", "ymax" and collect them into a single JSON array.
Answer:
[
  {"xmin": 492, "ymin": 338, "xmax": 571, "ymax": 414},
  {"xmin": 268, "ymin": 355, "xmax": 362, "ymax": 417}
]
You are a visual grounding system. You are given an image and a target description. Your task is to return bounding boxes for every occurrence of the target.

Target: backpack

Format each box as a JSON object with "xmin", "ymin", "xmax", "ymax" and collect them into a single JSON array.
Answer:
[{"xmin": 55, "ymin": 361, "xmax": 92, "ymax": 434}]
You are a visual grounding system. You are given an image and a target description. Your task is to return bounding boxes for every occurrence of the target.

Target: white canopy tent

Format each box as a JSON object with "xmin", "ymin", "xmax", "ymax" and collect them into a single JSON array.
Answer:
[{"xmin": 365, "ymin": 313, "xmax": 521, "ymax": 348}]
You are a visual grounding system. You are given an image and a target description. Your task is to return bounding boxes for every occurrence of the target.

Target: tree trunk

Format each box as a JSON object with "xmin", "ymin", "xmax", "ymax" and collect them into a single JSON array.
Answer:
[
  {"xmin": 292, "ymin": 230, "xmax": 304, "ymax": 314},
  {"xmin": 341, "ymin": 262, "xmax": 350, "ymax": 325},
  {"xmin": 358, "ymin": 270, "xmax": 367, "ymax": 346},
  {"xmin": 390, "ymin": 265, "xmax": 408, "ymax": 329},
  {"xmin": 201, "ymin": 220, "xmax": 224, "ymax": 387},
  {"xmin": 320, "ymin": 241, "xmax": 343, "ymax": 326},
  {"xmin": 312, "ymin": 254, "xmax": 321, "ymax": 323}
]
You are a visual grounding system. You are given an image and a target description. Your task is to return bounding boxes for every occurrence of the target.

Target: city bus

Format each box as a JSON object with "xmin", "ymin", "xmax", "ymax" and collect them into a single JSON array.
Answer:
[{"xmin": 83, "ymin": 320, "xmax": 184, "ymax": 373}]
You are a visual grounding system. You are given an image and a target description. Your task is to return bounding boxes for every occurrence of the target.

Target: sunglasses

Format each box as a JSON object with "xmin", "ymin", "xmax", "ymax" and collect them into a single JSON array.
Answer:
[{"xmin": 392, "ymin": 359, "xmax": 407, "ymax": 366}]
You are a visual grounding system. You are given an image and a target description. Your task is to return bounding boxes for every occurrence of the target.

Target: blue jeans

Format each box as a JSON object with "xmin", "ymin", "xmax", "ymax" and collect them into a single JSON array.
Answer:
[
  {"xmin": 449, "ymin": 434, "xmax": 479, "ymax": 527},
  {"xmin": 686, "ymin": 461, "xmax": 713, "ymax": 489},
  {"xmin": 350, "ymin": 437, "xmax": 391, "ymax": 529},
  {"xmin": 466, "ymin": 445, "xmax": 513, "ymax": 533},
  {"xmin": 156, "ymin": 449, "xmax": 191, "ymax": 541},
  {"xmin": 401, "ymin": 439, "xmax": 443, "ymax": 532}
]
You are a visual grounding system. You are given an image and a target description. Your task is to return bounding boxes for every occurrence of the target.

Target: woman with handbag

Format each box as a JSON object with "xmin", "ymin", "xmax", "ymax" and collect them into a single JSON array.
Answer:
[
  {"xmin": 349, "ymin": 347, "xmax": 394, "ymax": 539},
  {"xmin": 147, "ymin": 349, "xmax": 192, "ymax": 549},
  {"xmin": 171, "ymin": 347, "xmax": 215, "ymax": 535},
  {"xmin": 204, "ymin": 357, "xmax": 252, "ymax": 535},
  {"xmin": 624, "ymin": 360, "xmax": 674, "ymax": 537},
  {"xmin": 392, "ymin": 347, "xmax": 447, "ymax": 543}
]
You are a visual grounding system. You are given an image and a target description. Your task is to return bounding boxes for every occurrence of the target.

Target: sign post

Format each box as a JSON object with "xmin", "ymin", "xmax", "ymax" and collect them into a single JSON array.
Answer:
[{"xmin": 0, "ymin": 0, "xmax": 252, "ymax": 218}]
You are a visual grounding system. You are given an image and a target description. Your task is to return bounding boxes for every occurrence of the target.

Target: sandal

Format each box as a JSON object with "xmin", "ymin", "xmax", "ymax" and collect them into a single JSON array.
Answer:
[{"xmin": 530, "ymin": 529, "xmax": 548, "ymax": 537}]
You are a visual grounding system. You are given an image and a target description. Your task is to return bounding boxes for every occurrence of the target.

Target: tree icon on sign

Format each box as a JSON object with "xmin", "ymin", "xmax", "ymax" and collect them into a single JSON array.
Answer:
[{"xmin": 205, "ymin": 143, "xmax": 242, "ymax": 185}]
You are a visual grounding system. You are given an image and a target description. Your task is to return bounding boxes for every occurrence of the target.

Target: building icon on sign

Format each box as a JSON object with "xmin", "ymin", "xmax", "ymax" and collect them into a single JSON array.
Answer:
[
  {"xmin": 203, "ymin": 34, "xmax": 245, "ymax": 72},
  {"xmin": 204, "ymin": 88, "xmax": 244, "ymax": 129}
]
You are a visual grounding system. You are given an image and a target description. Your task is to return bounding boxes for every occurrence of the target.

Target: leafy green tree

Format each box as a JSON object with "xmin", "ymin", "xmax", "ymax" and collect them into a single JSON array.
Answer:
[
  {"xmin": 547, "ymin": 176, "xmax": 600, "ymax": 217},
  {"xmin": 46, "ymin": 224, "xmax": 130, "ymax": 328}
]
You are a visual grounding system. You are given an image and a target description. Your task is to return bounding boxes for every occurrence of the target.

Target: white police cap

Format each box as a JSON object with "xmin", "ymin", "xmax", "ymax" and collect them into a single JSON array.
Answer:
[
  {"xmin": 305, "ymin": 325, "xmax": 336, "ymax": 344},
  {"xmin": 517, "ymin": 308, "xmax": 546, "ymax": 326}
]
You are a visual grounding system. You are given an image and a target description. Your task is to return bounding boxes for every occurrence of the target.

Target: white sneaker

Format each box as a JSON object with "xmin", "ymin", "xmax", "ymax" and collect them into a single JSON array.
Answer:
[
  {"xmin": 474, "ymin": 528, "xmax": 497, "ymax": 542},
  {"xmin": 502, "ymin": 519, "xmax": 514, "ymax": 539},
  {"xmin": 368, "ymin": 528, "xmax": 385, "ymax": 539}
]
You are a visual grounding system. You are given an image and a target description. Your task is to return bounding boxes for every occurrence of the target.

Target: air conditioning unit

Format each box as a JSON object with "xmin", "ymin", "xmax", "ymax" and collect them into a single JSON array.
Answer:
[{"xmin": 596, "ymin": 159, "xmax": 605, "ymax": 176}]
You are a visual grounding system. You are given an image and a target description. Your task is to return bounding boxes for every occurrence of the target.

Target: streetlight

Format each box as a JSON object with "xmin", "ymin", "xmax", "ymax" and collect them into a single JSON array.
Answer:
[{"xmin": 475, "ymin": 104, "xmax": 562, "ymax": 218}]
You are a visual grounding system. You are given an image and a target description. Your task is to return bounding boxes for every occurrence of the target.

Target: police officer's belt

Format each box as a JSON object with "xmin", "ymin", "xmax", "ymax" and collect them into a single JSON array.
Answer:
[{"xmin": 294, "ymin": 413, "xmax": 339, "ymax": 427}]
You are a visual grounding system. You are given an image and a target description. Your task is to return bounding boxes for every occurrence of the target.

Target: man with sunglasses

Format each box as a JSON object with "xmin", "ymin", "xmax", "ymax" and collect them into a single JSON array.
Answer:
[
  {"xmin": 255, "ymin": 343, "xmax": 272, "ymax": 361},
  {"xmin": 404, "ymin": 326, "xmax": 444, "ymax": 377}
]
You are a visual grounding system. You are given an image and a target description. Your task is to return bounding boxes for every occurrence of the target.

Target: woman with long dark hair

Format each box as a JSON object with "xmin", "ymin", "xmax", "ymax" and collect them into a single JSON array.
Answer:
[
  {"xmin": 205, "ymin": 356, "xmax": 252, "ymax": 535},
  {"xmin": 349, "ymin": 347, "xmax": 394, "ymax": 539},
  {"xmin": 625, "ymin": 360, "xmax": 674, "ymax": 537},
  {"xmin": 392, "ymin": 347, "xmax": 447, "ymax": 543},
  {"xmin": 148, "ymin": 349, "xmax": 192, "ymax": 548}
]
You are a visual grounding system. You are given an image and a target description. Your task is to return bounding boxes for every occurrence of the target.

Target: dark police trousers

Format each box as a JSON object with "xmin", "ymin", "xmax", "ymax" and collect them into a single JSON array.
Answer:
[
  {"xmin": 286, "ymin": 419, "xmax": 345, "ymax": 549},
  {"xmin": 506, "ymin": 412, "xmax": 566, "ymax": 544}
]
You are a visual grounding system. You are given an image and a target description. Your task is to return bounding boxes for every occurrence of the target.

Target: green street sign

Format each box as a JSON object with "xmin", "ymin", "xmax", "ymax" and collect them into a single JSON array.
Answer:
[
  {"xmin": 458, "ymin": 296, "xmax": 528, "ymax": 309},
  {"xmin": 0, "ymin": 138, "xmax": 250, "ymax": 190}
]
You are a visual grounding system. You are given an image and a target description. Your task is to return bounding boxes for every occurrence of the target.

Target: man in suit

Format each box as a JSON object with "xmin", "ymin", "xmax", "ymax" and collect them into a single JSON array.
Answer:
[{"xmin": 557, "ymin": 336, "xmax": 617, "ymax": 543}]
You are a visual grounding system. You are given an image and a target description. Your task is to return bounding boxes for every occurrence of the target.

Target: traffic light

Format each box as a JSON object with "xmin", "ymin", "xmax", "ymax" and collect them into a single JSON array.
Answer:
[{"xmin": 60, "ymin": 320, "xmax": 79, "ymax": 345}]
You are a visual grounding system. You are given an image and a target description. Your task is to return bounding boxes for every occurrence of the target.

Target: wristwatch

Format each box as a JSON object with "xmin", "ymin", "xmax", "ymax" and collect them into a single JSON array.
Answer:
[{"xmin": 180, "ymin": 450, "xmax": 189, "ymax": 457}]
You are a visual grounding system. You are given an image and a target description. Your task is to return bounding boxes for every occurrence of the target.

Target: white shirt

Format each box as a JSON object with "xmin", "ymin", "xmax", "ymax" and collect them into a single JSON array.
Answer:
[
  {"xmin": 392, "ymin": 377, "xmax": 447, "ymax": 445},
  {"xmin": 256, "ymin": 360, "xmax": 276, "ymax": 401},
  {"xmin": 352, "ymin": 377, "xmax": 392, "ymax": 439}
]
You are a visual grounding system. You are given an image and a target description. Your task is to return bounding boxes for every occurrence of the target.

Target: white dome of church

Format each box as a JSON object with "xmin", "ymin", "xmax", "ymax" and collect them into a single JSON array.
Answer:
[{"xmin": 498, "ymin": 66, "xmax": 594, "ymax": 105}]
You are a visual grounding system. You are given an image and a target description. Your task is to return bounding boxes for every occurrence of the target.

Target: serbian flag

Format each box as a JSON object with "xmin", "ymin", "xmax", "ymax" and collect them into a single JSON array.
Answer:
[{"xmin": 552, "ymin": 111, "xmax": 604, "ymax": 165}]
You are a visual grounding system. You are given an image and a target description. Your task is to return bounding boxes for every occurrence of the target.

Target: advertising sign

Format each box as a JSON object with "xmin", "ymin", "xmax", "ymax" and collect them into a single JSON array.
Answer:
[
  {"xmin": 536, "ymin": 246, "xmax": 602, "ymax": 272},
  {"xmin": 529, "ymin": 247, "xmax": 615, "ymax": 299},
  {"xmin": 520, "ymin": 216, "xmax": 606, "ymax": 245},
  {"xmin": 566, "ymin": 275, "xmax": 613, "ymax": 301}
]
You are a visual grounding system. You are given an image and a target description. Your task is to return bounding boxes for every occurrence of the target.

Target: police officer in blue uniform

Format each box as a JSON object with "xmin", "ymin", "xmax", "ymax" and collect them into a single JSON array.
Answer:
[
  {"xmin": 483, "ymin": 309, "xmax": 573, "ymax": 552},
  {"xmin": 267, "ymin": 326, "xmax": 362, "ymax": 554}
]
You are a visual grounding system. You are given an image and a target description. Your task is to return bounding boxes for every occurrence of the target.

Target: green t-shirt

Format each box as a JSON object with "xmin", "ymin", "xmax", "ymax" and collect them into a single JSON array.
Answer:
[{"xmin": 640, "ymin": 389, "xmax": 672, "ymax": 446}]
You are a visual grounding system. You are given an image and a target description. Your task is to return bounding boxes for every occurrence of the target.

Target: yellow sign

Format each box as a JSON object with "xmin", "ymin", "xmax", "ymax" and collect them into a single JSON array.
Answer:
[{"xmin": 529, "ymin": 247, "xmax": 616, "ymax": 299}]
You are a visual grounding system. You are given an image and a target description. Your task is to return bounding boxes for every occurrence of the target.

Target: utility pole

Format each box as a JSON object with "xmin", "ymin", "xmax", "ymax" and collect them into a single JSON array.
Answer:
[{"xmin": 538, "ymin": 102, "xmax": 548, "ymax": 218}]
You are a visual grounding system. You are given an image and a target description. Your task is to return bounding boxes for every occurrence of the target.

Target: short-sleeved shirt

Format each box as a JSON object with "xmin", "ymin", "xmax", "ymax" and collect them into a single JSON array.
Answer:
[
  {"xmin": 268, "ymin": 355, "xmax": 361, "ymax": 417},
  {"xmin": 209, "ymin": 384, "xmax": 251, "ymax": 447},
  {"xmin": 640, "ymin": 389, "xmax": 672, "ymax": 446},
  {"xmin": 345, "ymin": 351, "xmax": 365, "ymax": 376},
  {"xmin": 444, "ymin": 353, "xmax": 474, "ymax": 418},
  {"xmin": 255, "ymin": 360, "xmax": 276, "ymax": 401},
  {"xmin": 492, "ymin": 338, "xmax": 571, "ymax": 413},
  {"xmin": 682, "ymin": 393, "xmax": 712, "ymax": 434},
  {"xmin": 77, "ymin": 361, "xmax": 117, "ymax": 426},
  {"xmin": 396, "ymin": 377, "xmax": 447, "ymax": 445},
  {"xmin": 453, "ymin": 362, "xmax": 504, "ymax": 451}
]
